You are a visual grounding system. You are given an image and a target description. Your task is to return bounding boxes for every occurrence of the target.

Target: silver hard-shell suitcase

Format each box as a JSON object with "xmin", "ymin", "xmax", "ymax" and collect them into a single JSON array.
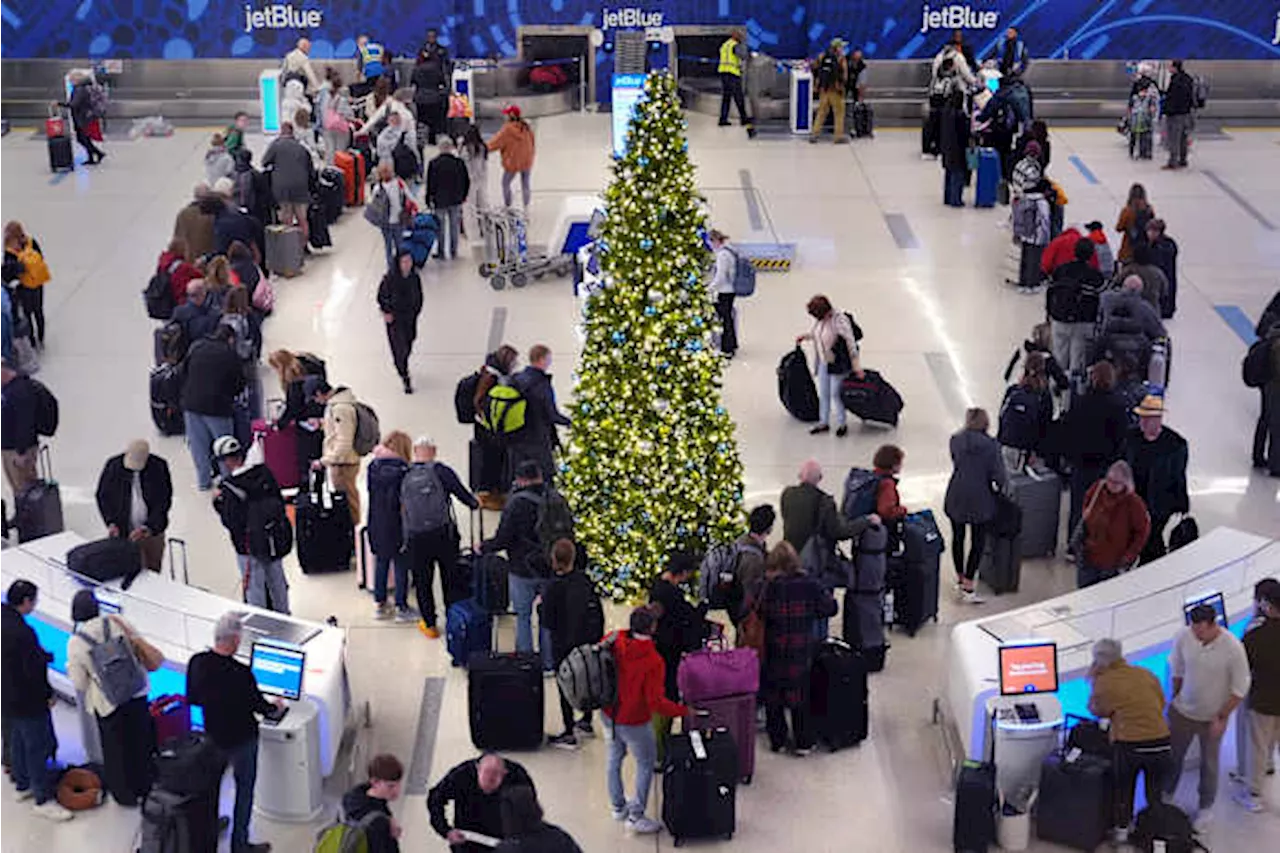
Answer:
[{"xmin": 1009, "ymin": 464, "xmax": 1061, "ymax": 558}]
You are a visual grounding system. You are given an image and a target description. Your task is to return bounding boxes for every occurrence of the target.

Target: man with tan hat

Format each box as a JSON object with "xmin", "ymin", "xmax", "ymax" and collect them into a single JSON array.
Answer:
[
  {"xmin": 94, "ymin": 440, "xmax": 173, "ymax": 572},
  {"xmin": 1125, "ymin": 394, "xmax": 1188, "ymax": 565}
]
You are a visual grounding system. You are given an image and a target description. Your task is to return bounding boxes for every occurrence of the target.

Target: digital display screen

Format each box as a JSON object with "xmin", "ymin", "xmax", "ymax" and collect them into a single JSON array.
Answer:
[
  {"xmin": 250, "ymin": 640, "xmax": 306, "ymax": 701},
  {"xmin": 611, "ymin": 73, "xmax": 647, "ymax": 158},
  {"xmin": 999, "ymin": 642, "xmax": 1059, "ymax": 696},
  {"xmin": 1183, "ymin": 592, "xmax": 1227, "ymax": 627}
]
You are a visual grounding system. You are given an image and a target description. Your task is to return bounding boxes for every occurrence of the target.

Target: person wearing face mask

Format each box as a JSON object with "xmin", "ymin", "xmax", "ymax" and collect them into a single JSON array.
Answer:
[
  {"xmin": 1076, "ymin": 460, "xmax": 1150, "ymax": 588},
  {"xmin": 1124, "ymin": 396, "xmax": 1188, "ymax": 565},
  {"xmin": 508, "ymin": 344, "xmax": 571, "ymax": 485}
]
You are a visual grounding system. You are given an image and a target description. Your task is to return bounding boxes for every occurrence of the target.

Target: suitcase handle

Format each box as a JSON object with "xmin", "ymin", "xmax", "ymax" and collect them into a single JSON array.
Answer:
[
  {"xmin": 357, "ymin": 526, "xmax": 370, "ymax": 591},
  {"xmin": 38, "ymin": 444, "xmax": 54, "ymax": 483},
  {"xmin": 168, "ymin": 537, "xmax": 189, "ymax": 585}
]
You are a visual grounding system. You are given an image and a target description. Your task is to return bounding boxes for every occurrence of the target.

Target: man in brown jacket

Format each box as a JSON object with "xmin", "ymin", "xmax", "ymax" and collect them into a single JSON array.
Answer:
[{"xmin": 172, "ymin": 183, "xmax": 217, "ymax": 261}]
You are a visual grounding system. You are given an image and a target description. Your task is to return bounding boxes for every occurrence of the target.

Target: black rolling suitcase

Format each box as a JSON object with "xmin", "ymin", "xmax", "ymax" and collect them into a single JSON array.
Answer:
[
  {"xmin": 296, "ymin": 471, "xmax": 355, "ymax": 574},
  {"xmin": 139, "ymin": 788, "xmax": 218, "ymax": 853},
  {"xmin": 472, "ymin": 552, "xmax": 510, "ymax": 613},
  {"xmin": 777, "ymin": 346, "xmax": 820, "ymax": 422},
  {"xmin": 317, "ymin": 166, "xmax": 345, "ymax": 224},
  {"xmin": 840, "ymin": 368, "xmax": 905, "ymax": 427},
  {"xmin": 888, "ymin": 511, "xmax": 942, "ymax": 636},
  {"xmin": 953, "ymin": 760, "xmax": 997, "ymax": 852},
  {"xmin": 150, "ymin": 363, "xmax": 185, "ymax": 436},
  {"xmin": 467, "ymin": 651, "xmax": 543, "ymax": 749},
  {"xmin": 852, "ymin": 101, "xmax": 874, "ymax": 138},
  {"xmin": 1036, "ymin": 751, "xmax": 1113, "ymax": 851},
  {"xmin": 307, "ymin": 200, "xmax": 332, "ymax": 249},
  {"xmin": 46, "ymin": 112, "xmax": 74, "ymax": 173},
  {"xmin": 662, "ymin": 727, "xmax": 738, "ymax": 844},
  {"xmin": 809, "ymin": 638, "xmax": 869, "ymax": 750},
  {"xmin": 14, "ymin": 446, "xmax": 64, "ymax": 543},
  {"xmin": 978, "ymin": 533, "xmax": 1022, "ymax": 594}
]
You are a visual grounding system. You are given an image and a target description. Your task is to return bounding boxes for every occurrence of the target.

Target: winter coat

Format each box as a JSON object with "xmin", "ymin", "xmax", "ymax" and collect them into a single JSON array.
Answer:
[
  {"xmin": 1, "ymin": 603, "xmax": 53, "ymax": 717},
  {"xmin": 1114, "ymin": 262, "xmax": 1168, "ymax": 314},
  {"xmin": 1047, "ymin": 261, "xmax": 1104, "ymax": 323},
  {"xmin": 427, "ymin": 758, "xmax": 534, "ymax": 845},
  {"xmin": 1054, "ymin": 389, "xmax": 1130, "ymax": 468},
  {"xmin": 649, "ymin": 578, "xmax": 710, "ymax": 700},
  {"xmin": 483, "ymin": 483, "xmax": 545, "ymax": 578},
  {"xmin": 204, "ymin": 148, "xmax": 235, "ymax": 186},
  {"xmin": 541, "ymin": 569, "xmax": 600, "ymax": 663},
  {"xmin": 1164, "ymin": 70, "xmax": 1195, "ymax": 116},
  {"xmin": 1099, "ymin": 289, "xmax": 1166, "ymax": 341},
  {"xmin": 1081, "ymin": 482, "xmax": 1151, "ymax": 571},
  {"xmin": 172, "ymin": 295, "xmax": 222, "ymax": 347},
  {"xmin": 493, "ymin": 824, "xmax": 583, "ymax": 853},
  {"xmin": 376, "ymin": 267, "xmax": 423, "ymax": 323},
  {"xmin": 426, "ymin": 153, "xmax": 471, "ymax": 209},
  {"xmin": 602, "ymin": 630, "xmax": 690, "ymax": 725},
  {"xmin": 939, "ymin": 105, "xmax": 971, "ymax": 173},
  {"xmin": 875, "ymin": 470, "xmax": 908, "ymax": 521},
  {"xmin": 807, "ymin": 309, "xmax": 860, "ymax": 374},
  {"xmin": 173, "ymin": 201, "xmax": 217, "ymax": 261},
  {"xmin": 944, "ymin": 429, "xmax": 1008, "ymax": 525},
  {"xmin": 179, "ymin": 336, "xmax": 244, "ymax": 417},
  {"xmin": 213, "ymin": 463, "xmax": 286, "ymax": 557},
  {"xmin": 66, "ymin": 82, "xmax": 97, "ymax": 128},
  {"xmin": 366, "ymin": 452, "xmax": 410, "ymax": 556},
  {"xmin": 1125, "ymin": 426, "xmax": 1189, "ymax": 522},
  {"xmin": 780, "ymin": 482, "xmax": 868, "ymax": 553},
  {"xmin": 1010, "ymin": 155, "xmax": 1043, "ymax": 196},
  {"xmin": 95, "ymin": 452, "xmax": 173, "ymax": 535},
  {"xmin": 341, "ymin": 784, "xmax": 398, "ymax": 853},
  {"xmin": 1147, "ymin": 235, "xmax": 1178, "ymax": 310},
  {"xmin": 487, "ymin": 120, "xmax": 536, "ymax": 174},
  {"xmin": 213, "ymin": 205, "xmax": 263, "ymax": 259},
  {"xmin": 156, "ymin": 250, "xmax": 200, "ymax": 308},
  {"xmin": 262, "ymin": 135, "xmax": 314, "ymax": 205},
  {"xmin": 511, "ymin": 365, "xmax": 571, "ymax": 453},
  {"xmin": 321, "ymin": 387, "xmax": 360, "ymax": 466},
  {"xmin": 0, "ymin": 373, "xmax": 45, "ymax": 452},
  {"xmin": 759, "ymin": 574, "xmax": 838, "ymax": 706},
  {"xmin": 1041, "ymin": 228, "xmax": 1100, "ymax": 277},
  {"xmin": 1115, "ymin": 202, "xmax": 1154, "ymax": 264}
]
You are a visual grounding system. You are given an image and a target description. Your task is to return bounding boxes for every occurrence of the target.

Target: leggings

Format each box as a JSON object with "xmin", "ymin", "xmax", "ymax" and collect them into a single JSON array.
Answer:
[{"xmin": 949, "ymin": 519, "xmax": 988, "ymax": 582}]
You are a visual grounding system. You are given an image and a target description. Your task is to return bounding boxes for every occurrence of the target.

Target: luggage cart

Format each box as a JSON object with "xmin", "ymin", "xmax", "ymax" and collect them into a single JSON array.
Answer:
[{"xmin": 476, "ymin": 208, "xmax": 573, "ymax": 291}]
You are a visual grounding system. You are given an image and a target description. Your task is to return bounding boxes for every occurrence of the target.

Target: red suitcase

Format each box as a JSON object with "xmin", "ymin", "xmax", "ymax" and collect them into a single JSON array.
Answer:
[
  {"xmin": 150, "ymin": 695, "xmax": 192, "ymax": 747},
  {"xmin": 334, "ymin": 150, "xmax": 366, "ymax": 206},
  {"xmin": 685, "ymin": 693, "xmax": 757, "ymax": 784},
  {"xmin": 252, "ymin": 418, "xmax": 299, "ymax": 489},
  {"xmin": 45, "ymin": 116, "xmax": 67, "ymax": 138}
]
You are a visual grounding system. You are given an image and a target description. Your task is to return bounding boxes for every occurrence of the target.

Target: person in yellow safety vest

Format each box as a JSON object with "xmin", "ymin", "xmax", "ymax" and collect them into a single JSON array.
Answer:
[
  {"xmin": 717, "ymin": 29, "xmax": 751, "ymax": 128},
  {"xmin": 356, "ymin": 34, "xmax": 388, "ymax": 82},
  {"xmin": 809, "ymin": 39, "xmax": 848, "ymax": 144}
]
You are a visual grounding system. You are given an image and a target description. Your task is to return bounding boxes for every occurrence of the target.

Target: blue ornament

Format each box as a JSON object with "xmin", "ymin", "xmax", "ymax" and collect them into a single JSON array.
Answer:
[
  {"xmin": 693, "ymin": 317, "xmax": 704, "ymax": 327},
  {"xmin": 639, "ymin": 156, "xmax": 650, "ymax": 166},
  {"xmin": 715, "ymin": 405, "xmax": 725, "ymax": 415},
  {"xmin": 644, "ymin": 305, "xmax": 657, "ymax": 316},
  {"xmin": 612, "ymin": 331, "xmax": 625, "ymax": 344},
  {"xmin": 687, "ymin": 272, "xmax": 699, "ymax": 284},
  {"xmin": 640, "ymin": 238, "xmax": 653, "ymax": 250}
]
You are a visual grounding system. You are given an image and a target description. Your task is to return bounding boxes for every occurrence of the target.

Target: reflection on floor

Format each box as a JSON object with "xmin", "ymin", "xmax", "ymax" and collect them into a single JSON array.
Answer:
[{"xmin": 2, "ymin": 114, "xmax": 1278, "ymax": 851}]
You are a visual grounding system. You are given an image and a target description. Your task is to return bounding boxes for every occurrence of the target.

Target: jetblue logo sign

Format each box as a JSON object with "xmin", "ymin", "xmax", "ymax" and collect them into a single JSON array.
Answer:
[
  {"xmin": 601, "ymin": 7, "xmax": 664, "ymax": 30},
  {"xmin": 919, "ymin": 4, "xmax": 1000, "ymax": 34},
  {"xmin": 243, "ymin": 4, "xmax": 323, "ymax": 33}
]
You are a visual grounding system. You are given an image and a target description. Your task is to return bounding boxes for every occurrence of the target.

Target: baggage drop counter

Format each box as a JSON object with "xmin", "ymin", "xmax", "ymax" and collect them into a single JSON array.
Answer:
[
  {"xmin": 1, "ymin": 531, "xmax": 350, "ymax": 778},
  {"xmin": 946, "ymin": 527, "xmax": 1279, "ymax": 762}
]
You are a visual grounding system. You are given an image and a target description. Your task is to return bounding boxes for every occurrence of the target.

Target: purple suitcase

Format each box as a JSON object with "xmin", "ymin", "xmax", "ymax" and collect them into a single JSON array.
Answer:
[
  {"xmin": 677, "ymin": 642, "xmax": 759, "ymax": 704},
  {"xmin": 686, "ymin": 693, "xmax": 756, "ymax": 784},
  {"xmin": 252, "ymin": 418, "xmax": 299, "ymax": 490}
]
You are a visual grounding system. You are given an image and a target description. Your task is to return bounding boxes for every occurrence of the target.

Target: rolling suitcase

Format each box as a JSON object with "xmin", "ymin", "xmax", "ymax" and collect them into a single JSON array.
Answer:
[
  {"xmin": 472, "ymin": 552, "xmax": 510, "ymax": 613},
  {"xmin": 295, "ymin": 471, "xmax": 354, "ymax": 574},
  {"xmin": 840, "ymin": 368, "xmax": 904, "ymax": 427},
  {"xmin": 251, "ymin": 418, "xmax": 299, "ymax": 490},
  {"xmin": 777, "ymin": 346, "xmax": 820, "ymax": 422},
  {"xmin": 974, "ymin": 147, "xmax": 1000, "ymax": 208},
  {"xmin": 265, "ymin": 224, "xmax": 304, "ymax": 278},
  {"xmin": 149, "ymin": 695, "xmax": 192, "ymax": 748},
  {"xmin": 978, "ymin": 533, "xmax": 1022, "ymax": 594},
  {"xmin": 843, "ymin": 524, "xmax": 888, "ymax": 671},
  {"xmin": 334, "ymin": 150, "xmax": 366, "ymax": 206},
  {"xmin": 1036, "ymin": 751, "xmax": 1113, "ymax": 851},
  {"xmin": 851, "ymin": 101, "xmax": 874, "ymax": 138},
  {"xmin": 467, "ymin": 651, "xmax": 543, "ymax": 749},
  {"xmin": 48, "ymin": 134, "xmax": 74, "ymax": 173},
  {"xmin": 889, "ymin": 510, "xmax": 942, "ymax": 636},
  {"xmin": 684, "ymin": 693, "xmax": 756, "ymax": 784},
  {"xmin": 953, "ymin": 760, "xmax": 997, "ymax": 853},
  {"xmin": 446, "ymin": 597, "xmax": 492, "ymax": 667},
  {"xmin": 306, "ymin": 201, "xmax": 332, "ymax": 249},
  {"xmin": 809, "ymin": 639, "xmax": 869, "ymax": 750},
  {"xmin": 1008, "ymin": 464, "xmax": 1060, "ymax": 558},
  {"xmin": 15, "ymin": 446, "xmax": 63, "ymax": 543},
  {"xmin": 139, "ymin": 788, "xmax": 202, "ymax": 853},
  {"xmin": 662, "ymin": 728, "xmax": 738, "ymax": 844},
  {"xmin": 317, "ymin": 166, "xmax": 345, "ymax": 223},
  {"xmin": 149, "ymin": 363, "xmax": 185, "ymax": 436}
]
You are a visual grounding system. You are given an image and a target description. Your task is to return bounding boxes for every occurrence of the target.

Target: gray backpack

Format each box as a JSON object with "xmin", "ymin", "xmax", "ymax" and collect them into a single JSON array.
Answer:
[
  {"xmin": 555, "ymin": 635, "xmax": 617, "ymax": 712},
  {"xmin": 79, "ymin": 618, "xmax": 146, "ymax": 708},
  {"xmin": 401, "ymin": 462, "xmax": 452, "ymax": 534}
]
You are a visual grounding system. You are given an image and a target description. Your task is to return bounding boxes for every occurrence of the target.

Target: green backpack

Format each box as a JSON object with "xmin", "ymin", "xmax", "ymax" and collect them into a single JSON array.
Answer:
[
  {"xmin": 483, "ymin": 381, "xmax": 528, "ymax": 436},
  {"xmin": 313, "ymin": 812, "xmax": 383, "ymax": 853}
]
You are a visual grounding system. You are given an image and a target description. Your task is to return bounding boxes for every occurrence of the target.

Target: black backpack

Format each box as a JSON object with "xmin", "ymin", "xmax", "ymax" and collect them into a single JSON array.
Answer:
[
  {"xmin": 1132, "ymin": 803, "xmax": 1205, "ymax": 853},
  {"xmin": 392, "ymin": 132, "xmax": 419, "ymax": 181},
  {"xmin": 158, "ymin": 320, "xmax": 189, "ymax": 365},
  {"xmin": 144, "ymin": 259, "xmax": 181, "ymax": 320},
  {"xmin": 1242, "ymin": 338, "xmax": 1273, "ymax": 388},
  {"xmin": 31, "ymin": 378, "xmax": 59, "ymax": 437},
  {"xmin": 996, "ymin": 385, "xmax": 1043, "ymax": 451},
  {"xmin": 245, "ymin": 488, "xmax": 293, "ymax": 561},
  {"xmin": 454, "ymin": 371, "xmax": 482, "ymax": 424},
  {"xmin": 816, "ymin": 53, "xmax": 840, "ymax": 90}
]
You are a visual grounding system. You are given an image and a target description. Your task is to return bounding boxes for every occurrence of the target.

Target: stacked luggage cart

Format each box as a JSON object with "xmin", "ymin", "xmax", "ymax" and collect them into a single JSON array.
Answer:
[{"xmin": 476, "ymin": 208, "xmax": 573, "ymax": 290}]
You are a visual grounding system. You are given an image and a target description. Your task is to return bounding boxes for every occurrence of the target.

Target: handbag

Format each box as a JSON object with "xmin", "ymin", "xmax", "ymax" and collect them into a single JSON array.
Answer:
[{"xmin": 735, "ymin": 582, "xmax": 768, "ymax": 665}]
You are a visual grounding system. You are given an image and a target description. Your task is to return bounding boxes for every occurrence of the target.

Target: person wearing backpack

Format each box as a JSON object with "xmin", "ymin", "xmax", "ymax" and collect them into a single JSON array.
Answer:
[
  {"xmin": 809, "ymin": 39, "xmax": 847, "ymax": 144},
  {"xmin": 213, "ymin": 435, "xmax": 293, "ymax": 613},
  {"xmin": 508, "ymin": 345, "xmax": 571, "ymax": 485},
  {"xmin": 336, "ymin": 753, "xmax": 405, "ymax": 852},
  {"xmin": 152, "ymin": 238, "xmax": 200, "ymax": 317},
  {"xmin": 1011, "ymin": 179, "xmax": 1050, "ymax": 291},
  {"xmin": 315, "ymin": 381, "xmax": 370, "ymax": 527},
  {"xmin": 3, "ymin": 222, "xmax": 50, "ymax": 349},
  {"xmin": 180, "ymin": 325, "xmax": 244, "ymax": 491},
  {"xmin": 1046, "ymin": 237, "xmax": 1104, "ymax": 378},
  {"xmin": 1, "ymin": 360, "xmax": 57, "ymax": 497},
  {"xmin": 402, "ymin": 436, "xmax": 478, "ymax": 638},
  {"xmin": 65, "ymin": 589, "xmax": 163, "ymax": 807},
  {"xmin": 707, "ymin": 229, "xmax": 740, "ymax": 358},
  {"xmin": 542, "ymin": 538, "xmax": 603, "ymax": 750},
  {"xmin": 997, "ymin": 352, "xmax": 1054, "ymax": 466},
  {"xmin": 3, "ymin": 580, "xmax": 72, "ymax": 822}
]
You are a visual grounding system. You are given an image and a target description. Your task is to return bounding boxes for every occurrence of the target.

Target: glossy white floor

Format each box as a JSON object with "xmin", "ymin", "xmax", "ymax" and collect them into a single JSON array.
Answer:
[{"xmin": 1, "ymin": 113, "xmax": 1278, "ymax": 852}]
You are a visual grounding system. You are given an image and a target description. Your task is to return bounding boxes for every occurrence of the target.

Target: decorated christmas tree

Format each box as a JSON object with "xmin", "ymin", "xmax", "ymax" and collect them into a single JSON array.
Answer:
[{"xmin": 560, "ymin": 71, "xmax": 745, "ymax": 602}]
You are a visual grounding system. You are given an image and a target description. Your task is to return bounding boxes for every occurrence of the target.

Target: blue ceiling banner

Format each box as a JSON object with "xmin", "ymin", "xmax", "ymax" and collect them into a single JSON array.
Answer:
[{"xmin": 2, "ymin": 1, "xmax": 1277, "ymax": 60}]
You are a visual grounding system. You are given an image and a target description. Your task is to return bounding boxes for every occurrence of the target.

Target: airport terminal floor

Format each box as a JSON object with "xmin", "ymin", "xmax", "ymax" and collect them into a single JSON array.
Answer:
[{"xmin": 1, "ymin": 112, "xmax": 1278, "ymax": 851}]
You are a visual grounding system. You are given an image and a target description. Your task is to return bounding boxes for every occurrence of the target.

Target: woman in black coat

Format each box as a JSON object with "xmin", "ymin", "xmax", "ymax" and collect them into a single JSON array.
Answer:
[
  {"xmin": 940, "ymin": 89, "xmax": 970, "ymax": 208},
  {"xmin": 1055, "ymin": 360, "xmax": 1130, "ymax": 539},
  {"xmin": 377, "ymin": 250, "xmax": 424, "ymax": 394},
  {"xmin": 943, "ymin": 408, "xmax": 1008, "ymax": 601}
]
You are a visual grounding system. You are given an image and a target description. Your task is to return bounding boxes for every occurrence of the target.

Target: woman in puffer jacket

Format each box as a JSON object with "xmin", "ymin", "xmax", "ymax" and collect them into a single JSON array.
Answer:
[{"xmin": 366, "ymin": 430, "xmax": 414, "ymax": 621}]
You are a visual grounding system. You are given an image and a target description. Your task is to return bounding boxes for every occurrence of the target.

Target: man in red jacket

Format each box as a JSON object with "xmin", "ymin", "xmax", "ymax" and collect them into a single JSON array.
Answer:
[
  {"xmin": 1041, "ymin": 223, "xmax": 1101, "ymax": 278},
  {"xmin": 603, "ymin": 607, "xmax": 691, "ymax": 835}
]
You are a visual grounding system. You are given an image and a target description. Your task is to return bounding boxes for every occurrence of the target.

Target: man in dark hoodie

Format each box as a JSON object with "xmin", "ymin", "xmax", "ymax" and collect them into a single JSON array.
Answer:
[
  {"xmin": 425, "ymin": 138, "xmax": 470, "ymax": 260},
  {"xmin": 212, "ymin": 435, "xmax": 292, "ymax": 613},
  {"xmin": 509, "ymin": 344, "xmax": 571, "ymax": 485},
  {"xmin": 648, "ymin": 553, "xmax": 710, "ymax": 762},
  {"xmin": 341, "ymin": 753, "xmax": 404, "ymax": 852},
  {"xmin": 180, "ymin": 324, "xmax": 243, "ymax": 490},
  {"xmin": 541, "ymin": 538, "xmax": 603, "ymax": 750},
  {"xmin": 428, "ymin": 754, "xmax": 535, "ymax": 852},
  {"xmin": 481, "ymin": 461, "xmax": 552, "ymax": 666},
  {"xmin": 376, "ymin": 249, "xmax": 424, "ymax": 394},
  {"xmin": 1126, "ymin": 396, "xmax": 1189, "ymax": 564},
  {"xmin": 1046, "ymin": 237, "xmax": 1104, "ymax": 378}
]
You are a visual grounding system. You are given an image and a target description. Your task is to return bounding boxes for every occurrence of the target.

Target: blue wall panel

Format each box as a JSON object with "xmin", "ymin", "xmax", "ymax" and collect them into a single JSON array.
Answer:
[{"xmin": 2, "ymin": 1, "xmax": 1278, "ymax": 60}]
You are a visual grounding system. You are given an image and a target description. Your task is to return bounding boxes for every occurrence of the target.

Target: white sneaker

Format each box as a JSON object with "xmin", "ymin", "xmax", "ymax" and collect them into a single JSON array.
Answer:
[
  {"xmin": 1233, "ymin": 789, "xmax": 1264, "ymax": 814},
  {"xmin": 373, "ymin": 602, "xmax": 392, "ymax": 620},
  {"xmin": 1192, "ymin": 810, "xmax": 1214, "ymax": 834},
  {"xmin": 15, "ymin": 789, "xmax": 34, "ymax": 802},
  {"xmin": 963, "ymin": 589, "xmax": 986, "ymax": 604},
  {"xmin": 610, "ymin": 807, "xmax": 629, "ymax": 822},
  {"xmin": 394, "ymin": 606, "xmax": 417, "ymax": 623},
  {"xmin": 626, "ymin": 816, "xmax": 663, "ymax": 835},
  {"xmin": 33, "ymin": 800, "xmax": 73, "ymax": 822}
]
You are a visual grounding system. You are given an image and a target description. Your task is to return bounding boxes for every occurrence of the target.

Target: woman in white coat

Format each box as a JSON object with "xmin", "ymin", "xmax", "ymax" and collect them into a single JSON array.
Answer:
[
  {"xmin": 707, "ymin": 229, "xmax": 739, "ymax": 358},
  {"xmin": 796, "ymin": 294, "xmax": 860, "ymax": 436}
]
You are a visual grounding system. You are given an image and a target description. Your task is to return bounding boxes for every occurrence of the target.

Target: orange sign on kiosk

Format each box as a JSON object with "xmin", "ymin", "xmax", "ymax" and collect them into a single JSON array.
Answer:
[{"xmin": 998, "ymin": 641, "xmax": 1059, "ymax": 696}]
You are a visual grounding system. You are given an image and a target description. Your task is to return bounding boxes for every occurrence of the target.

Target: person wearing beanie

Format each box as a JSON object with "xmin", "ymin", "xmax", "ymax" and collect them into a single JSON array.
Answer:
[
  {"xmin": 66, "ymin": 589, "xmax": 163, "ymax": 806},
  {"xmin": 95, "ymin": 440, "xmax": 173, "ymax": 572}
]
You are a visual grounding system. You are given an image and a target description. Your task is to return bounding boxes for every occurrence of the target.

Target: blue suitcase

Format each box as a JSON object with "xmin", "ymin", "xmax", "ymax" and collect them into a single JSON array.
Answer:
[
  {"xmin": 446, "ymin": 598, "xmax": 492, "ymax": 667},
  {"xmin": 974, "ymin": 147, "xmax": 1000, "ymax": 208}
]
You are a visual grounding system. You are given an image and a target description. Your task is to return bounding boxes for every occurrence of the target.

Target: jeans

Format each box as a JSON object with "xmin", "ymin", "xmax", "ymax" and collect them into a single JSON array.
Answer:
[
  {"xmin": 714, "ymin": 292, "xmax": 738, "ymax": 355},
  {"xmin": 380, "ymin": 224, "xmax": 401, "ymax": 270},
  {"xmin": 435, "ymin": 205, "xmax": 462, "ymax": 258},
  {"xmin": 606, "ymin": 719, "xmax": 657, "ymax": 818},
  {"xmin": 944, "ymin": 169, "xmax": 966, "ymax": 207},
  {"xmin": 98, "ymin": 696, "xmax": 156, "ymax": 806},
  {"xmin": 1165, "ymin": 705, "xmax": 1223, "ymax": 810},
  {"xmin": 1165, "ymin": 113, "xmax": 1191, "ymax": 166},
  {"xmin": 501, "ymin": 170, "xmax": 532, "ymax": 209},
  {"xmin": 766, "ymin": 699, "xmax": 813, "ymax": 751},
  {"xmin": 1076, "ymin": 561, "xmax": 1118, "ymax": 589},
  {"xmin": 227, "ymin": 737, "xmax": 260, "ymax": 850},
  {"xmin": 406, "ymin": 526, "xmax": 459, "ymax": 627},
  {"xmin": 1113, "ymin": 738, "xmax": 1173, "ymax": 828},
  {"xmin": 508, "ymin": 573, "xmax": 552, "ymax": 669},
  {"xmin": 185, "ymin": 411, "xmax": 235, "ymax": 490},
  {"xmin": 718, "ymin": 73, "xmax": 748, "ymax": 125},
  {"xmin": 949, "ymin": 519, "xmax": 988, "ymax": 582},
  {"xmin": 815, "ymin": 359, "xmax": 847, "ymax": 428},
  {"xmin": 1050, "ymin": 320, "xmax": 1092, "ymax": 378},
  {"xmin": 1133, "ymin": 131, "xmax": 1153, "ymax": 159},
  {"xmin": 373, "ymin": 553, "xmax": 408, "ymax": 609},
  {"xmin": 10, "ymin": 712, "xmax": 57, "ymax": 804},
  {"xmin": 238, "ymin": 554, "xmax": 290, "ymax": 614}
]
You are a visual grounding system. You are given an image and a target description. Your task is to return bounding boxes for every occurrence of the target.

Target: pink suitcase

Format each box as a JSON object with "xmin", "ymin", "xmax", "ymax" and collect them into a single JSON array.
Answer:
[
  {"xmin": 677, "ymin": 641, "xmax": 759, "ymax": 703},
  {"xmin": 685, "ymin": 692, "xmax": 757, "ymax": 784},
  {"xmin": 252, "ymin": 419, "xmax": 299, "ymax": 489}
]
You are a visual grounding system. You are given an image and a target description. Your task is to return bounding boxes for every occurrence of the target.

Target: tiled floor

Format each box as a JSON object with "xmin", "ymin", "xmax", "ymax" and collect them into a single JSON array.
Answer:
[{"xmin": 2, "ymin": 113, "xmax": 1278, "ymax": 852}]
